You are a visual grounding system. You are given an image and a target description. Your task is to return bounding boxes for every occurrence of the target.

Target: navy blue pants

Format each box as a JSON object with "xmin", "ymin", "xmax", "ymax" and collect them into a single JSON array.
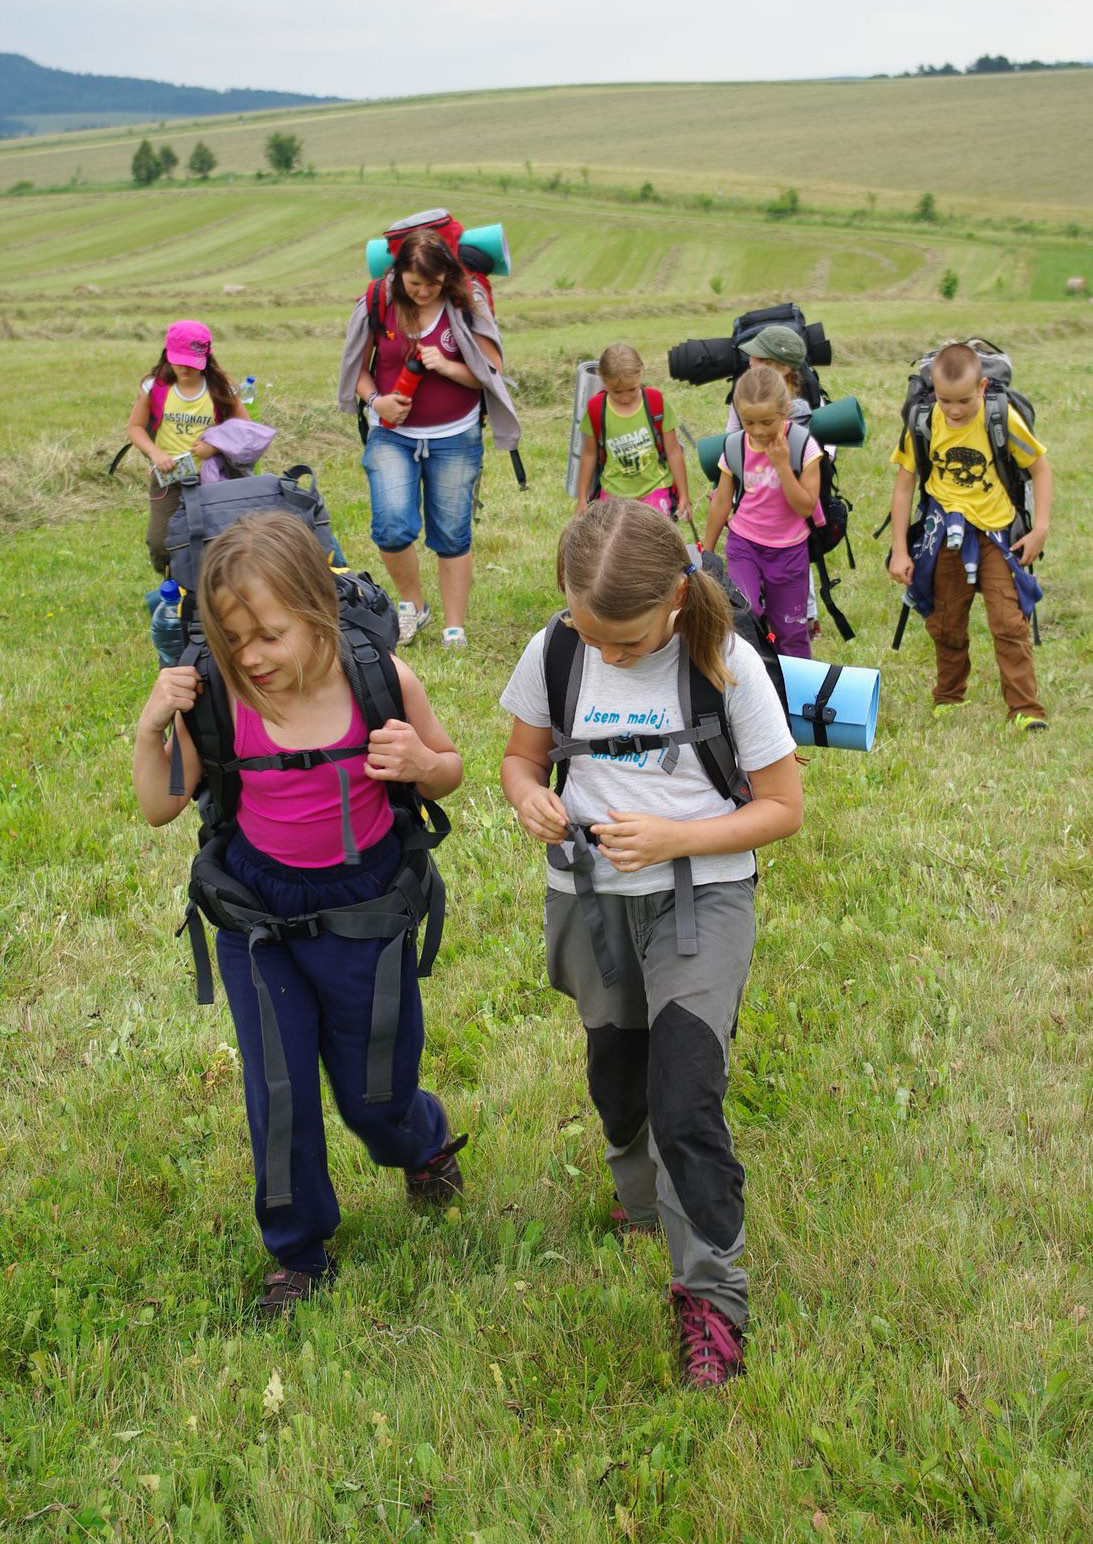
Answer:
[{"xmin": 216, "ymin": 829, "xmax": 448, "ymax": 1274}]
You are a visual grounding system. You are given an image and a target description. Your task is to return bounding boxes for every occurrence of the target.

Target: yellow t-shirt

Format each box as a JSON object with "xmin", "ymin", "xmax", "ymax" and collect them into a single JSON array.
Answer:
[
  {"xmin": 890, "ymin": 399, "xmax": 1045, "ymax": 532},
  {"xmin": 144, "ymin": 377, "xmax": 216, "ymax": 458}
]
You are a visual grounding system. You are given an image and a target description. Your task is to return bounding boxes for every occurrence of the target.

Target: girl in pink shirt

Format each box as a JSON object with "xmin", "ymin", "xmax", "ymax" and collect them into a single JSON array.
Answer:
[
  {"xmin": 133, "ymin": 512, "xmax": 464, "ymax": 1315},
  {"xmin": 703, "ymin": 365, "xmax": 822, "ymax": 658}
]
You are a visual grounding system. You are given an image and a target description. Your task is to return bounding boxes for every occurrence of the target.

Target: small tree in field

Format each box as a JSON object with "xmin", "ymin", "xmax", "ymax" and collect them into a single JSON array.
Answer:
[
  {"xmin": 158, "ymin": 144, "xmax": 178, "ymax": 178},
  {"xmin": 940, "ymin": 268, "xmax": 959, "ymax": 300},
  {"xmin": 188, "ymin": 141, "xmax": 217, "ymax": 179},
  {"xmin": 265, "ymin": 133, "xmax": 303, "ymax": 174},
  {"xmin": 914, "ymin": 191, "xmax": 938, "ymax": 222},
  {"xmin": 131, "ymin": 139, "xmax": 162, "ymax": 186}
]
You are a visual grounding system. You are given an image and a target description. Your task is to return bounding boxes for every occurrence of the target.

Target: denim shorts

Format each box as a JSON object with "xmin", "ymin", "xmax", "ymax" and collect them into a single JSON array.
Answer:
[{"xmin": 363, "ymin": 422, "xmax": 483, "ymax": 557}]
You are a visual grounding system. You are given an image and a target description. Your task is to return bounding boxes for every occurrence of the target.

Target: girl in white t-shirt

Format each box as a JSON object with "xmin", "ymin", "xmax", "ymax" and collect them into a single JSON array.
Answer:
[
  {"xmin": 704, "ymin": 365, "xmax": 822, "ymax": 659},
  {"xmin": 500, "ymin": 498, "xmax": 802, "ymax": 1388}
]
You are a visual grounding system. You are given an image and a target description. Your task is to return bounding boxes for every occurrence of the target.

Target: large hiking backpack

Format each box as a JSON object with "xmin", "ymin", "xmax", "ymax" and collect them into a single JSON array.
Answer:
[
  {"xmin": 164, "ymin": 489, "xmax": 449, "ymax": 1204},
  {"xmin": 357, "ymin": 209, "xmax": 527, "ymax": 490},
  {"xmin": 163, "ymin": 464, "xmax": 336, "ymax": 589},
  {"xmin": 881, "ymin": 338, "xmax": 1041, "ymax": 649},
  {"xmin": 668, "ymin": 302, "xmax": 832, "ymax": 407},
  {"xmin": 720, "ymin": 425, "xmax": 857, "ymax": 642},
  {"xmin": 585, "ymin": 387, "xmax": 678, "ymax": 510}
]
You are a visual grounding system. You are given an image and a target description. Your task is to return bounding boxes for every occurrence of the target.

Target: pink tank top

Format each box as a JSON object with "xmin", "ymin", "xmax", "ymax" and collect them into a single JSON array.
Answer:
[{"xmin": 235, "ymin": 698, "xmax": 394, "ymax": 867}]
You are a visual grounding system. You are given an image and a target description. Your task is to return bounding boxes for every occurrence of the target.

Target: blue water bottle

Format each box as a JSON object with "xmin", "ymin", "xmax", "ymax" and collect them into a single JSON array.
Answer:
[{"xmin": 150, "ymin": 579, "xmax": 183, "ymax": 666}]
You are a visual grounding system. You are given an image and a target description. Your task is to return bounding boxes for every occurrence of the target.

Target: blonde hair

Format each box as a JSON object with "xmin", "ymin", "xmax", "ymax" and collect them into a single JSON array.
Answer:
[
  {"xmin": 734, "ymin": 363, "xmax": 791, "ymax": 419},
  {"xmin": 599, "ymin": 342, "xmax": 643, "ymax": 385},
  {"xmin": 197, "ymin": 511, "xmax": 340, "ymax": 722},
  {"xmin": 556, "ymin": 499, "xmax": 736, "ymax": 691},
  {"xmin": 933, "ymin": 342, "xmax": 983, "ymax": 385}
]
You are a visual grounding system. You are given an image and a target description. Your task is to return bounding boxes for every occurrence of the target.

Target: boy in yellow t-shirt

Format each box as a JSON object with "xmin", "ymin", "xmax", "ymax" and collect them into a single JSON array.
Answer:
[{"xmin": 888, "ymin": 343, "xmax": 1053, "ymax": 732}]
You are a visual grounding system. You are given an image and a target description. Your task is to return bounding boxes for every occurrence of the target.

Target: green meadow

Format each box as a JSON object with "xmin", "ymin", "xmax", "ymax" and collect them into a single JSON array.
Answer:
[{"xmin": 1, "ymin": 77, "xmax": 1092, "ymax": 1542}]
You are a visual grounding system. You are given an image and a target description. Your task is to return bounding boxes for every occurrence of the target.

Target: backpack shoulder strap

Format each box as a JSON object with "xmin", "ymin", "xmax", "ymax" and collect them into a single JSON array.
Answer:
[
  {"xmin": 983, "ymin": 388, "xmax": 1022, "ymax": 508},
  {"xmin": 586, "ymin": 391, "xmax": 607, "ymax": 469},
  {"xmin": 543, "ymin": 612, "xmax": 584, "ymax": 797},
  {"xmin": 147, "ymin": 377, "xmax": 170, "ymax": 437},
  {"xmin": 642, "ymin": 387, "xmax": 668, "ymax": 466},
  {"xmin": 786, "ymin": 420, "xmax": 810, "ymax": 474},
  {"xmin": 180, "ymin": 637, "xmax": 238, "ymax": 829},
  {"xmin": 678, "ymin": 645, "xmax": 746, "ymax": 806},
  {"xmin": 724, "ymin": 429, "xmax": 745, "ymax": 511}
]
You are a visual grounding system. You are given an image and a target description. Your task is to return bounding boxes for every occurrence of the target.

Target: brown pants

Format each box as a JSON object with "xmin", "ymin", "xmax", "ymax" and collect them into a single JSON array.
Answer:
[
  {"xmin": 924, "ymin": 543, "xmax": 1044, "ymax": 719},
  {"xmin": 146, "ymin": 476, "xmax": 181, "ymax": 574}
]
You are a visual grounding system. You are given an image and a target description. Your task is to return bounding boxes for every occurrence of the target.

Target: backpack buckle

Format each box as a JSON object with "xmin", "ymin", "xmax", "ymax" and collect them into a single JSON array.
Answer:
[
  {"xmin": 276, "ymin": 913, "xmax": 322, "ymax": 940},
  {"xmin": 802, "ymin": 702, "xmax": 837, "ymax": 725},
  {"xmin": 279, "ymin": 749, "xmax": 321, "ymax": 771},
  {"xmin": 604, "ymin": 734, "xmax": 637, "ymax": 757}
]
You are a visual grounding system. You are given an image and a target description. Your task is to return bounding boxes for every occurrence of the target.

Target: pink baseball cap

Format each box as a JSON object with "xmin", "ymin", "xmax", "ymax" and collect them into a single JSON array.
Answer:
[{"xmin": 165, "ymin": 319, "xmax": 212, "ymax": 367}]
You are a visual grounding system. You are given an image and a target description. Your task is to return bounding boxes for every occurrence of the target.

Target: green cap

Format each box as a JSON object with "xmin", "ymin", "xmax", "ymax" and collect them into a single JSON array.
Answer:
[{"xmin": 740, "ymin": 325, "xmax": 807, "ymax": 367}]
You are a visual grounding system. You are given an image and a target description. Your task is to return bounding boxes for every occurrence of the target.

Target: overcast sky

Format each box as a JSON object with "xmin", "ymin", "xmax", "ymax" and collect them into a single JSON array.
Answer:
[{"xmin": 9, "ymin": 0, "xmax": 1093, "ymax": 97}]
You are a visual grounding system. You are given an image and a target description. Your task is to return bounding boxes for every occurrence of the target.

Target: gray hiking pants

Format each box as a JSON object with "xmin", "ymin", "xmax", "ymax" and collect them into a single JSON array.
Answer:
[{"xmin": 545, "ymin": 877, "xmax": 756, "ymax": 1329}]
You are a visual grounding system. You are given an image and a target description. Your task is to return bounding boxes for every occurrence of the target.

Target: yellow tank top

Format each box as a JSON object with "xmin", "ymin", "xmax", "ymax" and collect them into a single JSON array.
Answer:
[{"xmin": 149, "ymin": 378, "xmax": 216, "ymax": 457}]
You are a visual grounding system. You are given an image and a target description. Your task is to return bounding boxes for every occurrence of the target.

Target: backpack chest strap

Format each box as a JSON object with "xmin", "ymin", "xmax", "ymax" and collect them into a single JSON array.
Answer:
[{"xmin": 549, "ymin": 718, "xmax": 724, "ymax": 773}]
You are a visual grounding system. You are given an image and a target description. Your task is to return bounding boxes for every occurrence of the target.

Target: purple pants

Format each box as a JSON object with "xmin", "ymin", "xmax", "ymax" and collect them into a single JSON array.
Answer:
[{"xmin": 724, "ymin": 529, "xmax": 811, "ymax": 659}]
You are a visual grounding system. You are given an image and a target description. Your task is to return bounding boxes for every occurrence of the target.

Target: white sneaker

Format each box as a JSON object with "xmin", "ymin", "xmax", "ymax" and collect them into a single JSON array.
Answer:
[
  {"xmin": 397, "ymin": 601, "xmax": 430, "ymax": 645},
  {"xmin": 441, "ymin": 626, "xmax": 467, "ymax": 649}
]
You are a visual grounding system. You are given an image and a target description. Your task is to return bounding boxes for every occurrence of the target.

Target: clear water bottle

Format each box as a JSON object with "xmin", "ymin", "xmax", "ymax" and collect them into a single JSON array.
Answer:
[
  {"xmin": 150, "ymin": 579, "xmax": 183, "ymax": 666},
  {"xmin": 239, "ymin": 374, "xmax": 257, "ymax": 407}
]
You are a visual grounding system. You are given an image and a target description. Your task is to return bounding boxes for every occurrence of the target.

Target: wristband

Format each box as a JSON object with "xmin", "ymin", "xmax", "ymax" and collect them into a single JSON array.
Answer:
[{"xmin": 365, "ymin": 390, "xmax": 379, "ymax": 412}]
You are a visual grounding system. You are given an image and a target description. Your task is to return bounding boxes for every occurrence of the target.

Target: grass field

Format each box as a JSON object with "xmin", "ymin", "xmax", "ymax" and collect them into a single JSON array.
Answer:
[{"xmin": 1, "ymin": 105, "xmax": 1092, "ymax": 1542}]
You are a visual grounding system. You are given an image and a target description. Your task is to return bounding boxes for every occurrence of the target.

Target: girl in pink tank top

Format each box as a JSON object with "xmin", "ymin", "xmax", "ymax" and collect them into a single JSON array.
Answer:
[{"xmin": 133, "ymin": 512, "xmax": 465, "ymax": 1316}]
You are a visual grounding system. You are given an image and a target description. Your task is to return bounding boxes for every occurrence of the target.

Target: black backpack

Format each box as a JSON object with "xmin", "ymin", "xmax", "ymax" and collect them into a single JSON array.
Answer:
[
  {"xmin": 720, "ymin": 425, "xmax": 856, "ymax": 642},
  {"xmin": 723, "ymin": 303, "xmax": 832, "ymax": 416}
]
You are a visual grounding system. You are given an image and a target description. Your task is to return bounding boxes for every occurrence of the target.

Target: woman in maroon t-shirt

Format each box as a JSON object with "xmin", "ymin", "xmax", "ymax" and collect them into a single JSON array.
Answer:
[{"xmin": 355, "ymin": 232, "xmax": 502, "ymax": 650}]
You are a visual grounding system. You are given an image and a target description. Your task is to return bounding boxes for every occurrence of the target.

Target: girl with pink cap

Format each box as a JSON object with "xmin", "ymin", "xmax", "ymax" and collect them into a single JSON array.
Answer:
[{"xmin": 126, "ymin": 319, "xmax": 250, "ymax": 572}]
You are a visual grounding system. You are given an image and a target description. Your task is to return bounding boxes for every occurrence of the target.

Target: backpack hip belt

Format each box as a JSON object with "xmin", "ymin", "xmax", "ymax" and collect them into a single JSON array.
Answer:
[{"xmin": 181, "ymin": 809, "xmax": 447, "ymax": 1209}]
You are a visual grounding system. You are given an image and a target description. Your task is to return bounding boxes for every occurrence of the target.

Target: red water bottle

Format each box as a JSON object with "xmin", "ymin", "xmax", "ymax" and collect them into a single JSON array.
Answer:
[{"xmin": 380, "ymin": 352, "xmax": 426, "ymax": 427}]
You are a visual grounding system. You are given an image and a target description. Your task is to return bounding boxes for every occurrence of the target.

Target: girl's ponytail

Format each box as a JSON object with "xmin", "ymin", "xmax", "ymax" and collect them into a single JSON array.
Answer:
[{"xmin": 677, "ymin": 564, "xmax": 736, "ymax": 692}]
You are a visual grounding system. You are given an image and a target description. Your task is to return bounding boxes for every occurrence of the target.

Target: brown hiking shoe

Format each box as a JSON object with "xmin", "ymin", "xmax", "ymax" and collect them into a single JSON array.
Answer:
[
  {"xmin": 256, "ymin": 1266, "xmax": 331, "ymax": 1319},
  {"xmin": 405, "ymin": 1131, "xmax": 468, "ymax": 1206}
]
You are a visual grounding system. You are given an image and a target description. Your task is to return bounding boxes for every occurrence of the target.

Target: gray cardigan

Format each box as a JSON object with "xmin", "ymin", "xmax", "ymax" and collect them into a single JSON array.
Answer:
[{"xmin": 337, "ymin": 276, "xmax": 521, "ymax": 450}]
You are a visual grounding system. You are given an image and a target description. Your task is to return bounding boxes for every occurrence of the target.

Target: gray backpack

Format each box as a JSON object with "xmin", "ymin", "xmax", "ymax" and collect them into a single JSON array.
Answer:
[{"xmin": 163, "ymin": 465, "xmax": 336, "ymax": 590}]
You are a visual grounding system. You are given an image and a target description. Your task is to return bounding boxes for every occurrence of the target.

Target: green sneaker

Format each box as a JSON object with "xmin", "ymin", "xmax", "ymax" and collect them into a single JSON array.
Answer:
[
  {"xmin": 1011, "ymin": 714, "xmax": 1048, "ymax": 734},
  {"xmin": 932, "ymin": 700, "xmax": 969, "ymax": 720}
]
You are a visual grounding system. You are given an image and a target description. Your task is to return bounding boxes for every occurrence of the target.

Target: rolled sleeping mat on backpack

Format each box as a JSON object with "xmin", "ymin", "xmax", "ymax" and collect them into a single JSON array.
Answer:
[
  {"xmin": 366, "ymin": 237, "xmax": 393, "ymax": 278},
  {"xmin": 458, "ymin": 223, "xmax": 511, "ymax": 277},
  {"xmin": 780, "ymin": 655, "xmax": 880, "ymax": 751},
  {"xmin": 698, "ymin": 433, "xmax": 724, "ymax": 486},
  {"xmin": 366, "ymin": 223, "xmax": 512, "ymax": 279},
  {"xmin": 808, "ymin": 395, "xmax": 867, "ymax": 448},
  {"xmin": 566, "ymin": 360, "xmax": 605, "ymax": 497}
]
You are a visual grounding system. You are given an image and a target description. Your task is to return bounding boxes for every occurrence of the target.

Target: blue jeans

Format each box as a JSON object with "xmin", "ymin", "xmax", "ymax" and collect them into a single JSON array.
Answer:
[{"xmin": 364, "ymin": 422, "xmax": 483, "ymax": 557}]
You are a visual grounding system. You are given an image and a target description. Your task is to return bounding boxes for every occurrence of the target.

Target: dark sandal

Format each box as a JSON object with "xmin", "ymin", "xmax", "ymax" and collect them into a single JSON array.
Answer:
[{"xmin": 256, "ymin": 1267, "xmax": 326, "ymax": 1318}]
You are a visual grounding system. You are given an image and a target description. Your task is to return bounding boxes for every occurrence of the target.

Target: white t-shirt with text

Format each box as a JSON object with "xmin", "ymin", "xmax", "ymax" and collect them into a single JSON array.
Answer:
[{"xmin": 501, "ymin": 626, "xmax": 795, "ymax": 896}]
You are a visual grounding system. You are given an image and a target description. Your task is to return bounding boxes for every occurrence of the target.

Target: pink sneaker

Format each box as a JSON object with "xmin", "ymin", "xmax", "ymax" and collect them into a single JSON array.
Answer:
[{"xmin": 671, "ymin": 1285, "xmax": 746, "ymax": 1386}]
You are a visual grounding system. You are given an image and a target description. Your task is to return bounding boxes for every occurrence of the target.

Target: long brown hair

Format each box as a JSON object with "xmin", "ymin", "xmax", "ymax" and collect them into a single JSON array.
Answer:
[
  {"xmin": 197, "ymin": 512, "xmax": 341, "ymax": 723},
  {"xmin": 390, "ymin": 231, "xmax": 474, "ymax": 353},
  {"xmin": 556, "ymin": 499, "xmax": 736, "ymax": 690},
  {"xmin": 144, "ymin": 347, "xmax": 238, "ymax": 425}
]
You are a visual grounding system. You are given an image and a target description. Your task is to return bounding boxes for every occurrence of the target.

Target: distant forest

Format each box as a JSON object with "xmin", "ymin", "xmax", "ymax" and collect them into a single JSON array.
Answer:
[
  {"xmin": 902, "ymin": 55, "xmax": 1092, "ymax": 77},
  {"xmin": 0, "ymin": 54, "xmax": 341, "ymax": 138}
]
